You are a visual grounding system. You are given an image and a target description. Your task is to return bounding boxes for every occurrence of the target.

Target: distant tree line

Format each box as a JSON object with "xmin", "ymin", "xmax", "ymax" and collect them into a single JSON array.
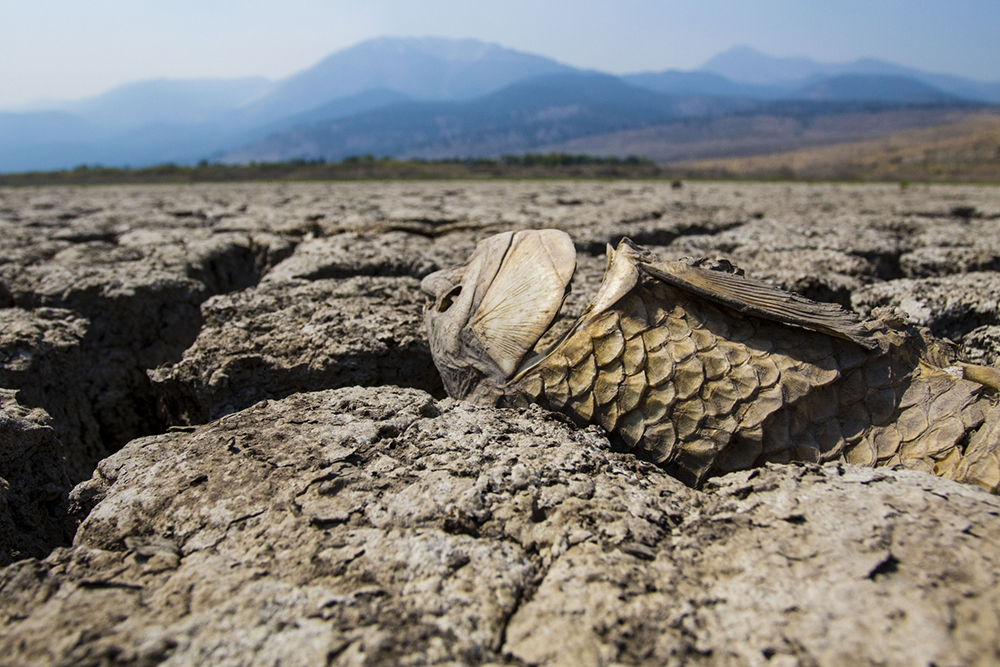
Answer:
[
  {"xmin": 334, "ymin": 153, "xmax": 652, "ymax": 166},
  {"xmin": 0, "ymin": 153, "xmax": 665, "ymax": 186},
  {"xmin": 421, "ymin": 153, "xmax": 653, "ymax": 167}
]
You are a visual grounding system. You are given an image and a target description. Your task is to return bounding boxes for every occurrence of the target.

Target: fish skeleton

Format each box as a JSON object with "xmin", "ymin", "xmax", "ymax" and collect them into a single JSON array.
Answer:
[{"xmin": 422, "ymin": 229, "xmax": 1000, "ymax": 491}]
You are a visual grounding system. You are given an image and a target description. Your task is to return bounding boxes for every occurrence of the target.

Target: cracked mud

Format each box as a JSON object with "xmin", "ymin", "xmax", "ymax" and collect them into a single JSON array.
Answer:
[{"xmin": 2, "ymin": 181, "xmax": 1000, "ymax": 666}]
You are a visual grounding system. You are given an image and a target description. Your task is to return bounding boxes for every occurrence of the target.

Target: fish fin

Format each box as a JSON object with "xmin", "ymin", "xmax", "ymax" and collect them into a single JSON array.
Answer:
[
  {"xmin": 640, "ymin": 258, "xmax": 878, "ymax": 349},
  {"xmin": 522, "ymin": 234, "xmax": 643, "ymax": 369},
  {"xmin": 471, "ymin": 229, "xmax": 576, "ymax": 377}
]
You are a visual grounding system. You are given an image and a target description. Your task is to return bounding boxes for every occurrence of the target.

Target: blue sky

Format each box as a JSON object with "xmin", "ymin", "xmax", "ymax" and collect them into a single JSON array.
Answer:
[{"xmin": 2, "ymin": 0, "xmax": 998, "ymax": 108}]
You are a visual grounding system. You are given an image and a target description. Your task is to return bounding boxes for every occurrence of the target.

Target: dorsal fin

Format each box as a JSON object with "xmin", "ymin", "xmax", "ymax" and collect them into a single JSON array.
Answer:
[{"xmin": 640, "ymin": 258, "xmax": 878, "ymax": 349}]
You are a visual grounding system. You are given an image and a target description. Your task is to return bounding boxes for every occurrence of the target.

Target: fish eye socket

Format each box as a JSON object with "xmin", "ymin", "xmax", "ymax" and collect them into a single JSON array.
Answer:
[{"xmin": 438, "ymin": 285, "xmax": 462, "ymax": 312}]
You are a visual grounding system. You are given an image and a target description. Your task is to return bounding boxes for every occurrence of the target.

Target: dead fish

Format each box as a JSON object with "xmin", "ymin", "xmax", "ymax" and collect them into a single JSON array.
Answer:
[{"xmin": 422, "ymin": 229, "xmax": 1000, "ymax": 491}]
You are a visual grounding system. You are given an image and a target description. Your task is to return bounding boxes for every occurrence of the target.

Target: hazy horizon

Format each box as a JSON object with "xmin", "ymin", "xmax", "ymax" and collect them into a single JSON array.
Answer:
[{"xmin": 2, "ymin": 0, "xmax": 998, "ymax": 110}]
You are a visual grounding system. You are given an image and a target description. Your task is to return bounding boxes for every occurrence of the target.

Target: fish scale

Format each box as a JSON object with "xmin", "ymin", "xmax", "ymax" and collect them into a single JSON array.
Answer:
[
  {"xmin": 423, "ymin": 229, "xmax": 1000, "ymax": 492},
  {"xmin": 507, "ymin": 260, "xmax": 1000, "ymax": 489},
  {"xmin": 511, "ymin": 277, "xmax": 857, "ymax": 484}
]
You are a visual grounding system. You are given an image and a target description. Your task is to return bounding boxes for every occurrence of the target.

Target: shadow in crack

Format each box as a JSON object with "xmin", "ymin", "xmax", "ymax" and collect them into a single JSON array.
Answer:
[
  {"xmin": 152, "ymin": 349, "xmax": 447, "ymax": 427},
  {"xmin": 1, "ymin": 237, "xmax": 297, "ymax": 484}
]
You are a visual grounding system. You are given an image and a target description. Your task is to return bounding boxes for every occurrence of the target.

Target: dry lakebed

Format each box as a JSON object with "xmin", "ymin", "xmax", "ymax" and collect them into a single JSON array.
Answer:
[{"xmin": 1, "ymin": 180, "xmax": 1000, "ymax": 666}]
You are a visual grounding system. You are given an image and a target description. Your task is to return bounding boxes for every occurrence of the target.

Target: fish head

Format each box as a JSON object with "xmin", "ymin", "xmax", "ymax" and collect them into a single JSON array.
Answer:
[{"xmin": 422, "ymin": 229, "xmax": 576, "ymax": 403}]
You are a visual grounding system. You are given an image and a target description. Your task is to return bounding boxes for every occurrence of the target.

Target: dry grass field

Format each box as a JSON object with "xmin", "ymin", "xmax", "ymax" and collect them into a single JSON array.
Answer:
[
  {"xmin": 539, "ymin": 107, "xmax": 1000, "ymax": 168},
  {"xmin": 674, "ymin": 113, "xmax": 1000, "ymax": 181}
]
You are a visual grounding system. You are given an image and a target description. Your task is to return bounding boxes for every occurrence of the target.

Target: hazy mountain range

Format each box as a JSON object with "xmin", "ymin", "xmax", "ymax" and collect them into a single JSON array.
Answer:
[{"xmin": 1, "ymin": 37, "xmax": 997, "ymax": 172}]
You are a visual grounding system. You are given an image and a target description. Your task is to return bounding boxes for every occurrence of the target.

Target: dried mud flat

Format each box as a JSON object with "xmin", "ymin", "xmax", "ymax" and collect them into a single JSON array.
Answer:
[{"xmin": 1, "ymin": 180, "xmax": 1000, "ymax": 666}]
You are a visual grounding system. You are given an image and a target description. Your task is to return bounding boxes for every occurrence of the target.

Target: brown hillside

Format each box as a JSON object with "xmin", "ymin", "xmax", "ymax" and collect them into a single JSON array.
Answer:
[
  {"xmin": 673, "ymin": 113, "xmax": 1000, "ymax": 181},
  {"xmin": 538, "ymin": 107, "xmax": 996, "ymax": 163}
]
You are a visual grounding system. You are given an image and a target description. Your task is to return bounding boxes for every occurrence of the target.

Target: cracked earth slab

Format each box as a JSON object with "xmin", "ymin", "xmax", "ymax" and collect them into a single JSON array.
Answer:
[
  {"xmin": 0, "ymin": 185, "xmax": 297, "ymax": 483},
  {"xmin": 1, "ymin": 387, "xmax": 998, "ymax": 666},
  {"xmin": 3, "ymin": 181, "xmax": 1000, "ymax": 663},
  {"xmin": 852, "ymin": 272, "xmax": 1000, "ymax": 364},
  {"xmin": 148, "ymin": 274, "xmax": 445, "ymax": 424},
  {"xmin": 4, "ymin": 182, "xmax": 1000, "ymax": 476}
]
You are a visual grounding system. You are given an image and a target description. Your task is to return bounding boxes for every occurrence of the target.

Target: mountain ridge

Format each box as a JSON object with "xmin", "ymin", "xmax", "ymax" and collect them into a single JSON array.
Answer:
[
  {"xmin": 232, "ymin": 36, "xmax": 574, "ymax": 125},
  {"xmin": 65, "ymin": 77, "xmax": 274, "ymax": 128},
  {"xmin": 699, "ymin": 45, "xmax": 1000, "ymax": 102},
  {"xmin": 218, "ymin": 72, "xmax": 978, "ymax": 165},
  {"xmin": 1, "ymin": 37, "xmax": 996, "ymax": 172},
  {"xmin": 218, "ymin": 71, "xmax": 735, "ymax": 163}
]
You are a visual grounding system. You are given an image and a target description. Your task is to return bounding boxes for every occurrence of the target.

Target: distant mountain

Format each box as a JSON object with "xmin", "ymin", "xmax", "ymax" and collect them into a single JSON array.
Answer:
[
  {"xmin": 0, "ymin": 78, "xmax": 276, "ymax": 169},
  {"xmin": 622, "ymin": 62, "xmax": 981, "ymax": 106},
  {"xmin": 0, "ymin": 113, "xmax": 260, "ymax": 172},
  {"xmin": 219, "ymin": 72, "xmax": 753, "ymax": 163},
  {"xmin": 234, "ymin": 37, "xmax": 575, "ymax": 124},
  {"xmin": 701, "ymin": 46, "xmax": 834, "ymax": 85},
  {"xmin": 65, "ymin": 77, "xmax": 273, "ymax": 127},
  {"xmin": 0, "ymin": 37, "xmax": 581, "ymax": 171},
  {"xmin": 1, "ymin": 37, "xmax": 996, "ymax": 173},
  {"xmin": 251, "ymin": 89, "xmax": 410, "ymax": 133},
  {"xmin": 700, "ymin": 46, "xmax": 1000, "ymax": 102},
  {"xmin": 621, "ymin": 70, "xmax": 786, "ymax": 99},
  {"xmin": 0, "ymin": 111, "xmax": 109, "ymax": 145},
  {"xmin": 0, "ymin": 92, "xmax": 424, "ymax": 173},
  {"xmin": 793, "ymin": 75, "xmax": 964, "ymax": 104}
]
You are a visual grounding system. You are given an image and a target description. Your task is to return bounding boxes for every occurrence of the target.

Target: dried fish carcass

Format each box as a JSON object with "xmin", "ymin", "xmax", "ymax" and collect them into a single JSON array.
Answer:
[{"xmin": 423, "ymin": 229, "xmax": 1000, "ymax": 491}]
